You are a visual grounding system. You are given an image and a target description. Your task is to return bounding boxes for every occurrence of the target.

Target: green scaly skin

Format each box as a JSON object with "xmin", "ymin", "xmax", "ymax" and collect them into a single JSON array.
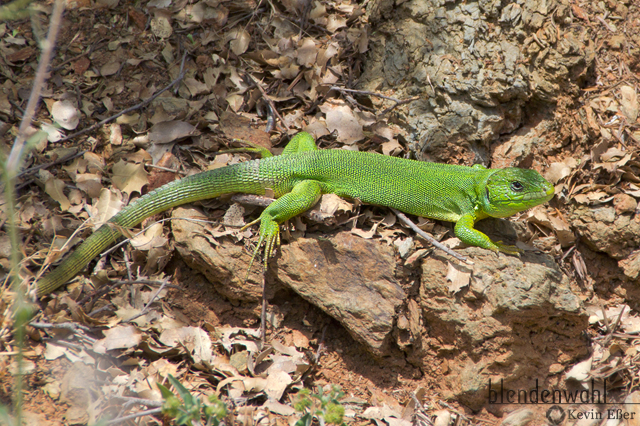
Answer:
[{"xmin": 36, "ymin": 132, "xmax": 555, "ymax": 296}]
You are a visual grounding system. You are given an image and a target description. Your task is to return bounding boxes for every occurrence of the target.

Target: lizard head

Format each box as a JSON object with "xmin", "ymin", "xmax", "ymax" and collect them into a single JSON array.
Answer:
[{"xmin": 480, "ymin": 168, "xmax": 555, "ymax": 218}]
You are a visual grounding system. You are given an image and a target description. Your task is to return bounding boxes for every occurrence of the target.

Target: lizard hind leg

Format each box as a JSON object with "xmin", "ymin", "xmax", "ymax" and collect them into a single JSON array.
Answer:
[{"xmin": 280, "ymin": 132, "xmax": 319, "ymax": 155}]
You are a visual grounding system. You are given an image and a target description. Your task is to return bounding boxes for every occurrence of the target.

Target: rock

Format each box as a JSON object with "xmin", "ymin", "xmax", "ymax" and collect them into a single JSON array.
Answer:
[
  {"xmin": 613, "ymin": 193, "xmax": 637, "ymax": 215},
  {"xmin": 274, "ymin": 232, "xmax": 407, "ymax": 355},
  {"xmin": 491, "ymin": 122, "xmax": 552, "ymax": 169},
  {"xmin": 172, "ymin": 207, "xmax": 267, "ymax": 301},
  {"xmin": 619, "ymin": 250, "xmax": 640, "ymax": 280},
  {"xmin": 60, "ymin": 362, "xmax": 97, "ymax": 425},
  {"xmin": 608, "ymin": 34, "xmax": 626, "ymax": 50},
  {"xmin": 172, "ymin": 206, "xmax": 406, "ymax": 354},
  {"xmin": 499, "ymin": 409, "xmax": 533, "ymax": 426},
  {"xmin": 571, "ymin": 205, "xmax": 640, "ymax": 259},
  {"xmin": 418, "ymin": 248, "xmax": 587, "ymax": 410},
  {"xmin": 361, "ymin": 0, "xmax": 594, "ymax": 162}
]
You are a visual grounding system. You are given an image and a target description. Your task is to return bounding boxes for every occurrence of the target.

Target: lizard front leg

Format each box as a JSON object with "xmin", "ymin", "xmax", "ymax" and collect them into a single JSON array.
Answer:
[{"xmin": 454, "ymin": 214, "xmax": 520, "ymax": 255}]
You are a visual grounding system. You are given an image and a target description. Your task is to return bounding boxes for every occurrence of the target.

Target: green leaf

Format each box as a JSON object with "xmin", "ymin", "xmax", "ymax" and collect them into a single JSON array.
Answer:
[
  {"xmin": 157, "ymin": 382, "xmax": 175, "ymax": 399},
  {"xmin": 168, "ymin": 375, "xmax": 194, "ymax": 406},
  {"xmin": 175, "ymin": 411, "xmax": 192, "ymax": 425},
  {"xmin": 324, "ymin": 403, "xmax": 345, "ymax": 424},
  {"xmin": 295, "ymin": 412, "xmax": 313, "ymax": 426}
]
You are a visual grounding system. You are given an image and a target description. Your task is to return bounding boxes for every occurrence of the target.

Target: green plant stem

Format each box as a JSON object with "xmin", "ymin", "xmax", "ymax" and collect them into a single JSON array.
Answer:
[{"xmin": 2, "ymin": 166, "xmax": 23, "ymax": 423}]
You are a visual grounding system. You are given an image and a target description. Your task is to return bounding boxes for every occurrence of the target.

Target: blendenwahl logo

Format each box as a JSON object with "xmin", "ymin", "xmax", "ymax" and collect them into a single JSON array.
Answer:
[{"xmin": 488, "ymin": 379, "xmax": 608, "ymax": 404}]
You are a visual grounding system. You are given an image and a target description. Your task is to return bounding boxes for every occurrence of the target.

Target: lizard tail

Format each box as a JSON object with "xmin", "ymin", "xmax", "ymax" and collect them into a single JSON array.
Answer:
[{"xmin": 36, "ymin": 160, "xmax": 268, "ymax": 296}]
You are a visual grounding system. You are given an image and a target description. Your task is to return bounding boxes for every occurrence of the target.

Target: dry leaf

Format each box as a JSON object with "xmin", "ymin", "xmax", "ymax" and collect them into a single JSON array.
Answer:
[
  {"xmin": 130, "ymin": 222, "xmax": 166, "ymax": 250},
  {"xmin": 90, "ymin": 188, "xmax": 124, "ymax": 229},
  {"xmin": 320, "ymin": 102, "xmax": 364, "ymax": 144},
  {"xmin": 297, "ymin": 38, "xmax": 318, "ymax": 67},
  {"xmin": 263, "ymin": 400, "xmax": 296, "ymax": 416},
  {"xmin": 351, "ymin": 220, "xmax": 382, "ymax": 239},
  {"xmin": 44, "ymin": 343, "xmax": 67, "ymax": 360},
  {"xmin": 433, "ymin": 411, "xmax": 452, "ymax": 426},
  {"xmin": 159, "ymin": 326, "xmax": 214, "ymax": 365},
  {"xmin": 100, "ymin": 60, "xmax": 121, "ymax": 77},
  {"xmin": 446, "ymin": 262, "xmax": 470, "ymax": 293},
  {"xmin": 264, "ymin": 369, "xmax": 292, "ymax": 401},
  {"xmin": 109, "ymin": 123, "xmax": 122, "ymax": 145},
  {"xmin": 526, "ymin": 207, "xmax": 575, "ymax": 246},
  {"xmin": 381, "ymin": 139, "xmax": 402, "ymax": 156},
  {"xmin": 112, "ymin": 160, "xmax": 149, "ymax": 195},
  {"xmin": 314, "ymin": 193, "xmax": 352, "ymax": 217},
  {"xmin": 51, "ymin": 100, "xmax": 80, "ymax": 130},
  {"xmin": 44, "ymin": 173, "xmax": 71, "ymax": 211},
  {"xmin": 41, "ymin": 122, "xmax": 64, "ymax": 142},
  {"xmin": 571, "ymin": 3, "xmax": 589, "ymax": 21},
  {"xmin": 183, "ymin": 77, "xmax": 209, "ymax": 97},
  {"xmin": 94, "ymin": 325, "xmax": 142, "ymax": 353},
  {"xmin": 619, "ymin": 85, "xmax": 638, "ymax": 122},
  {"xmin": 148, "ymin": 120, "xmax": 197, "ymax": 144},
  {"xmin": 326, "ymin": 15, "xmax": 347, "ymax": 33},
  {"xmin": 150, "ymin": 9, "xmax": 173, "ymax": 38},
  {"xmin": 75, "ymin": 173, "xmax": 103, "ymax": 198},
  {"xmin": 291, "ymin": 330, "xmax": 310, "ymax": 349},
  {"xmin": 227, "ymin": 28, "xmax": 250, "ymax": 55},
  {"xmin": 564, "ymin": 357, "xmax": 592, "ymax": 382},
  {"xmin": 545, "ymin": 162, "xmax": 572, "ymax": 184}
]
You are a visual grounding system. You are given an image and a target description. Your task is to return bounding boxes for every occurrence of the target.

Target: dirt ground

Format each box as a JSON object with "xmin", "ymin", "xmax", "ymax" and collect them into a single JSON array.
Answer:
[{"xmin": 1, "ymin": 0, "xmax": 640, "ymax": 425}]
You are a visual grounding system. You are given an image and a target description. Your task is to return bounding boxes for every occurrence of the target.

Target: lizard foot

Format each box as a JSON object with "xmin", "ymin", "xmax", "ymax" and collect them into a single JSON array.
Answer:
[{"xmin": 241, "ymin": 216, "xmax": 282, "ymax": 276}]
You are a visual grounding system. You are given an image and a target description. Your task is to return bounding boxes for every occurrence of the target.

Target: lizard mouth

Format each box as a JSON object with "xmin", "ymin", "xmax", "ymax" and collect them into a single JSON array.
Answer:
[
  {"xmin": 546, "ymin": 183, "xmax": 555, "ymax": 197},
  {"xmin": 523, "ymin": 182, "xmax": 554, "ymax": 202}
]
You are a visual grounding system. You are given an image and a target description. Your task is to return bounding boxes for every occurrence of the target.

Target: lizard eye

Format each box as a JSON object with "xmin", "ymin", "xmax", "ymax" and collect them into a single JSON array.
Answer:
[{"xmin": 511, "ymin": 181, "xmax": 524, "ymax": 192}]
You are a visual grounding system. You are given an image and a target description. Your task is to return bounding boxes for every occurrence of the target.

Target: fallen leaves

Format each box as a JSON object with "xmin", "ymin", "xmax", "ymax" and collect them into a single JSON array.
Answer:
[
  {"xmin": 93, "ymin": 324, "xmax": 142, "ymax": 352},
  {"xmin": 111, "ymin": 160, "xmax": 149, "ymax": 195},
  {"xmin": 51, "ymin": 100, "xmax": 80, "ymax": 130},
  {"xmin": 42, "ymin": 170, "xmax": 72, "ymax": 212},
  {"xmin": 320, "ymin": 101, "xmax": 365, "ymax": 144}
]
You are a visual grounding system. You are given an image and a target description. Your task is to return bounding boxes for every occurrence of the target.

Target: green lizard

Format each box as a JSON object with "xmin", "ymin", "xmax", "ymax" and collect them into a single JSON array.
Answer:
[{"xmin": 36, "ymin": 132, "xmax": 555, "ymax": 296}]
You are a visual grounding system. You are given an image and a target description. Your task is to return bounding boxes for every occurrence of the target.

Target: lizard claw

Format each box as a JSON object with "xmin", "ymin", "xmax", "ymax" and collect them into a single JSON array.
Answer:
[
  {"xmin": 493, "ymin": 241, "xmax": 522, "ymax": 255},
  {"xmin": 243, "ymin": 216, "xmax": 281, "ymax": 280}
]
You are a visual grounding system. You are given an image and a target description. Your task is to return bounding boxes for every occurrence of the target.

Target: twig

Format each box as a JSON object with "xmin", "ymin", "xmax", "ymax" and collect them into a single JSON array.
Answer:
[
  {"xmin": 123, "ymin": 250, "xmax": 133, "ymax": 282},
  {"xmin": 596, "ymin": 15, "xmax": 615, "ymax": 32},
  {"xmin": 17, "ymin": 149, "xmax": 87, "ymax": 179},
  {"xmin": 78, "ymin": 279, "xmax": 170, "ymax": 306},
  {"xmin": 231, "ymin": 194, "xmax": 336, "ymax": 222},
  {"xmin": 244, "ymin": 72, "xmax": 288, "ymax": 131},
  {"xmin": 103, "ymin": 407, "xmax": 163, "ymax": 425},
  {"xmin": 109, "ymin": 395, "xmax": 163, "ymax": 408},
  {"xmin": 6, "ymin": 0, "xmax": 65, "ymax": 178},
  {"xmin": 315, "ymin": 325, "xmax": 327, "ymax": 364},
  {"xmin": 328, "ymin": 86, "xmax": 419, "ymax": 116},
  {"xmin": 260, "ymin": 267, "xmax": 268, "ymax": 343},
  {"xmin": 124, "ymin": 278, "xmax": 170, "ymax": 323},
  {"xmin": 602, "ymin": 305, "xmax": 626, "ymax": 347},
  {"xmin": 145, "ymin": 163, "xmax": 185, "ymax": 174},
  {"xmin": 99, "ymin": 216, "xmax": 217, "ymax": 258},
  {"xmin": 56, "ymin": 53, "xmax": 188, "ymax": 143},
  {"xmin": 560, "ymin": 245, "xmax": 576, "ymax": 262},
  {"xmin": 30, "ymin": 321, "xmax": 91, "ymax": 332},
  {"xmin": 87, "ymin": 304, "xmax": 114, "ymax": 317},
  {"xmin": 391, "ymin": 209, "xmax": 472, "ymax": 265},
  {"xmin": 50, "ymin": 39, "xmax": 107, "ymax": 72}
]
